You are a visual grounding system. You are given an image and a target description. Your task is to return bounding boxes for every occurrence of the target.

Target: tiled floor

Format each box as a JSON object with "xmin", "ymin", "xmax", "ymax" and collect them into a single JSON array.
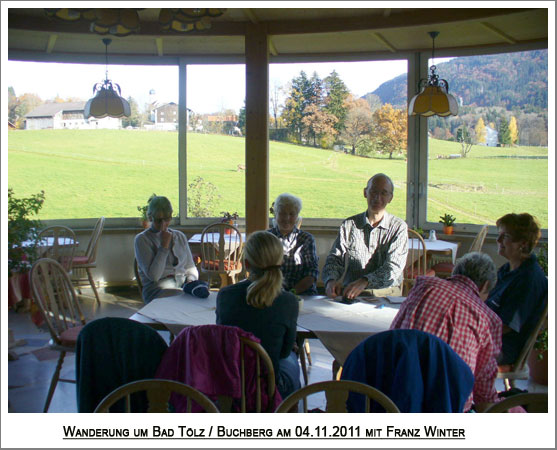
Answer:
[{"xmin": 7, "ymin": 286, "xmax": 547, "ymax": 413}]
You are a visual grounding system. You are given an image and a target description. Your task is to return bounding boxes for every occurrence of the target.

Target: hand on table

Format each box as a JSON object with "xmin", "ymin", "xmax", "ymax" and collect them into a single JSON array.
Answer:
[
  {"xmin": 342, "ymin": 278, "xmax": 368, "ymax": 299},
  {"xmin": 326, "ymin": 280, "xmax": 343, "ymax": 299}
]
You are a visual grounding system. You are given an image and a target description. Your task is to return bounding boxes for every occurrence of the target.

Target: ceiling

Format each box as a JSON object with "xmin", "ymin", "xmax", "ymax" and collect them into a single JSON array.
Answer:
[{"xmin": 8, "ymin": 7, "xmax": 549, "ymax": 65}]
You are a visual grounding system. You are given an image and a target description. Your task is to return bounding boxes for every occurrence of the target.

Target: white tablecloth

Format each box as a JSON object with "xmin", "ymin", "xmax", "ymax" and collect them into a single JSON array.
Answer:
[{"xmin": 409, "ymin": 238, "xmax": 459, "ymax": 263}]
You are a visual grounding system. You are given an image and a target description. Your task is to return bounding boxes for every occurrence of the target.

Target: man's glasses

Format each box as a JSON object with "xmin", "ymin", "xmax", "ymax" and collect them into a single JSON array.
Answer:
[
  {"xmin": 368, "ymin": 189, "xmax": 392, "ymax": 198},
  {"xmin": 154, "ymin": 216, "xmax": 172, "ymax": 224}
]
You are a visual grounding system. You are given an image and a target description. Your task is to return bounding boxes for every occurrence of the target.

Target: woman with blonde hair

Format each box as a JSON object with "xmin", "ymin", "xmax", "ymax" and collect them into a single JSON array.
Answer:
[{"xmin": 216, "ymin": 231, "xmax": 301, "ymax": 398}]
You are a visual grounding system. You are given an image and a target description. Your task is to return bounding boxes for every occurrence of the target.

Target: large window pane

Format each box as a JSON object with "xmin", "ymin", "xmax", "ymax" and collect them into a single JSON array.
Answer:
[
  {"xmin": 425, "ymin": 50, "xmax": 548, "ymax": 228},
  {"xmin": 269, "ymin": 61, "xmax": 408, "ymax": 219},
  {"xmin": 7, "ymin": 61, "xmax": 179, "ymax": 220}
]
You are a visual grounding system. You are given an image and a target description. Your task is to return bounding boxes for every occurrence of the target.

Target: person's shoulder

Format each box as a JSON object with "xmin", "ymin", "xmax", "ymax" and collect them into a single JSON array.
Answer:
[
  {"xmin": 219, "ymin": 280, "xmax": 249, "ymax": 296},
  {"xmin": 342, "ymin": 212, "xmax": 366, "ymax": 227},
  {"xmin": 276, "ymin": 290, "xmax": 299, "ymax": 307},
  {"xmin": 298, "ymin": 229, "xmax": 316, "ymax": 241},
  {"xmin": 385, "ymin": 212, "xmax": 407, "ymax": 230},
  {"xmin": 134, "ymin": 229, "xmax": 150, "ymax": 243},
  {"xmin": 170, "ymin": 228, "xmax": 187, "ymax": 240}
]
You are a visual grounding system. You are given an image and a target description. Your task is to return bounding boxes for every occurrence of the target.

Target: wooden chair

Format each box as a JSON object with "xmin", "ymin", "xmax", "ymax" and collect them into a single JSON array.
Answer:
[
  {"xmin": 30, "ymin": 258, "xmax": 87, "ymax": 412},
  {"xmin": 72, "ymin": 216, "xmax": 105, "ymax": 305},
  {"xmin": 38, "ymin": 225, "xmax": 77, "ymax": 274},
  {"xmin": 94, "ymin": 379, "xmax": 220, "ymax": 413},
  {"xmin": 199, "ymin": 222, "xmax": 243, "ymax": 288},
  {"xmin": 275, "ymin": 380, "xmax": 400, "ymax": 413},
  {"xmin": 215, "ymin": 336, "xmax": 277, "ymax": 413},
  {"xmin": 483, "ymin": 393, "xmax": 548, "ymax": 413},
  {"xmin": 497, "ymin": 300, "xmax": 548, "ymax": 390},
  {"xmin": 404, "ymin": 229, "xmax": 435, "ymax": 295},
  {"xmin": 432, "ymin": 224, "xmax": 488, "ymax": 278}
]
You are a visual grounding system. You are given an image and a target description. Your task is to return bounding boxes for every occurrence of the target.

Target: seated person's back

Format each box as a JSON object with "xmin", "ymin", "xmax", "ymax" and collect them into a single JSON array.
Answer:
[{"xmin": 216, "ymin": 231, "xmax": 300, "ymax": 399}]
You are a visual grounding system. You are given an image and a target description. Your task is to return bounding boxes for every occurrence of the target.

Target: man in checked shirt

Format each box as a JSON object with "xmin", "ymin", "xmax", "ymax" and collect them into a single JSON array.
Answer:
[
  {"xmin": 322, "ymin": 173, "xmax": 408, "ymax": 300},
  {"xmin": 390, "ymin": 252, "xmax": 504, "ymax": 412}
]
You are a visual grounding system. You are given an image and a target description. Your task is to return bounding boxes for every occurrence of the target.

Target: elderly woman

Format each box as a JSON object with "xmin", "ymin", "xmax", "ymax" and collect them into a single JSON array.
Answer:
[
  {"xmin": 134, "ymin": 196, "xmax": 198, "ymax": 303},
  {"xmin": 216, "ymin": 231, "xmax": 301, "ymax": 399},
  {"xmin": 268, "ymin": 193, "xmax": 319, "ymax": 295},
  {"xmin": 486, "ymin": 213, "xmax": 547, "ymax": 365}
]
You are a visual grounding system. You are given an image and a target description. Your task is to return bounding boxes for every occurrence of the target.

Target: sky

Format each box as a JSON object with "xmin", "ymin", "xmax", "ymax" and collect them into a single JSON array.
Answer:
[{"xmin": 5, "ymin": 59, "xmax": 414, "ymax": 114}]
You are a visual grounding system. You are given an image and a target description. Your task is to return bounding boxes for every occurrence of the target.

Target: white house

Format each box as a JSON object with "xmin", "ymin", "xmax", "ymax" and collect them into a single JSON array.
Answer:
[
  {"xmin": 485, "ymin": 125, "xmax": 498, "ymax": 147},
  {"xmin": 24, "ymin": 102, "xmax": 121, "ymax": 130}
]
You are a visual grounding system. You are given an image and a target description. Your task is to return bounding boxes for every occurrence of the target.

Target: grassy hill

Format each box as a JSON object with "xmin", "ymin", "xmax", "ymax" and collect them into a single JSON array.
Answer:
[{"xmin": 7, "ymin": 130, "xmax": 548, "ymax": 227}]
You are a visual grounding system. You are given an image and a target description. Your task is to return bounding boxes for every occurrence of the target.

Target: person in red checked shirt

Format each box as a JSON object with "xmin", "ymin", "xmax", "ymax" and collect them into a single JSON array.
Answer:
[{"xmin": 390, "ymin": 252, "xmax": 507, "ymax": 413}]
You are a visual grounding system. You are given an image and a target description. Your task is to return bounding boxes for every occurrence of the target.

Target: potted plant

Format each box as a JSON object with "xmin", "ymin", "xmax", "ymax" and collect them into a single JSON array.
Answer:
[
  {"xmin": 137, "ymin": 193, "xmax": 156, "ymax": 229},
  {"xmin": 221, "ymin": 211, "xmax": 239, "ymax": 234},
  {"xmin": 439, "ymin": 214, "xmax": 456, "ymax": 235},
  {"xmin": 8, "ymin": 188, "xmax": 45, "ymax": 308},
  {"xmin": 528, "ymin": 242, "xmax": 548, "ymax": 385}
]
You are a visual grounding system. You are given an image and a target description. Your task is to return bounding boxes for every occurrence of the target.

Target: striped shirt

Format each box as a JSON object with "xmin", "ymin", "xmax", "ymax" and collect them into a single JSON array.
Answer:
[
  {"xmin": 321, "ymin": 211, "xmax": 408, "ymax": 289},
  {"xmin": 268, "ymin": 226, "xmax": 319, "ymax": 295},
  {"xmin": 390, "ymin": 275, "xmax": 502, "ymax": 411}
]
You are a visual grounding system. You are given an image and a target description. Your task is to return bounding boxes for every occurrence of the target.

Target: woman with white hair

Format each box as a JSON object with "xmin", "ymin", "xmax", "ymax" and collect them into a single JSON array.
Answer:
[
  {"xmin": 134, "ymin": 196, "xmax": 198, "ymax": 303},
  {"xmin": 216, "ymin": 231, "xmax": 301, "ymax": 399},
  {"xmin": 268, "ymin": 193, "xmax": 319, "ymax": 295}
]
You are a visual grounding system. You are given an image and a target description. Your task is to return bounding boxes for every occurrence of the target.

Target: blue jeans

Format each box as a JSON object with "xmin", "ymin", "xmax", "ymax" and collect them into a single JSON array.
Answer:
[{"xmin": 277, "ymin": 351, "xmax": 301, "ymax": 399}]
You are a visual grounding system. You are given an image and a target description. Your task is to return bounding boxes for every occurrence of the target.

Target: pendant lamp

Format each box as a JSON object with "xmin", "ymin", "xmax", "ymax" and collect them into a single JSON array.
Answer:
[
  {"xmin": 84, "ymin": 39, "xmax": 130, "ymax": 119},
  {"xmin": 408, "ymin": 31, "xmax": 458, "ymax": 117}
]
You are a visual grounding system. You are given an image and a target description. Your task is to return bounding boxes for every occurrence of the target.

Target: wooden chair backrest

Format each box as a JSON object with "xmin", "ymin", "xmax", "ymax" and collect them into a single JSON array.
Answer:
[
  {"xmin": 216, "ymin": 336, "xmax": 276, "ymax": 412},
  {"xmin": 406, "ymin": 229, "xmax": 428, "ymax": 278},
  {"xmin": 469, "ymin": 224, "xmax": 488, "ymax": 253},
  {"xmin": 199, "ymin": 222, "xmax": 243, "ymax": 274},
  {"xmin": 30, "ymin": 258, "xmax": 85, "ymax": 344},
  {"xmin": 275, "ymin": 380, "xmax": 400, "ymax": 413},
  {"xmin": 94, "ymin": 379, "xmax": 220, "ymax": 413},
  {"xmin": 484, "ymin": 393, "xmax": 548, "ymax": 413},
  {"xmin": 84, "ymin": 216, "xmax": 105, "ymax": 263},
  {"xmin": 38, "ymin": 225, "xmax": 77, "ymax": 272},
  {"xmin": 511, "ymin": 299, "xmax": 548, "ymax": 372}
]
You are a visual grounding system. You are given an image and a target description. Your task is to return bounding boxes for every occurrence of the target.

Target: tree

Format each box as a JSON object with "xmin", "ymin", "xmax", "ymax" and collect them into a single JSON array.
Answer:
[
  {"xmin": 456, "ymin": 124, "xmax": 474, "ymax": 157},
  {"xmin": 14, "ymin": 93, "xmax": 43, "ymax": 128},
  {"xmin": 498, "ymin": 117, "xmax": 512, "ymax": 146},
  {"xmin": 323, "ymin": 70, "xmax": 350, "ymax": 134},
  {"xmin": 340, "ymin": 96, "xmax": 373, "ymax": 155},
  {"xmin": 372, "ymin": 103, "xmax": 407, "ymax": 159},
  {"xmin": 301, "ymin": 104, "xmax": 338, "ymax": 147},
  {"xmin": 269, "ymin": 83, "xmax": 282, "ymax": 129},
  {"xmin": 508, "ymin": 116, "xmax": 519, "ymax": 145},
  {"xmin": 8, "ymin": 86, "xmax": 18, "ymax": 124},
  {"xmin": 121, "ymin": 96, "xmax": 142, "ymax": 128},
  {"xmin": 474, "ymin": 117, "xmax": 486, "ymax": 144},
  {"xmin": 238, "ymin": 103, "xmax": 246, "ymax": 135}
]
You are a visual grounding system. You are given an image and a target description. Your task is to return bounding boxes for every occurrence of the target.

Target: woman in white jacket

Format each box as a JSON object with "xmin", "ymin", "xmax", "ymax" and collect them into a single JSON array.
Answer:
[{"xmin": 134, "ymin": 196, "xmax": 198, "ymax": 303}]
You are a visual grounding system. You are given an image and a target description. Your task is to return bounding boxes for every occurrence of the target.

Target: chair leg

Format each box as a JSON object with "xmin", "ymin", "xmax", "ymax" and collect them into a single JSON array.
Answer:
[
  {"xmin": 44, "ymin": 351, "xmax": 65, "ymax": 413},
  {"xmin": 304, "ymin": 339, "xmax": 312, "ymax": 366},
  {"xmin": 297, "ymin": 337, "xmax": 309, "ymax": 386},
  {"xmin": 86, "ymin": 268, "xmax": 101, "ymax": 305},
  {"xmin": 504, "ymin": 378, "xmax": 512, "ymax": 391}
]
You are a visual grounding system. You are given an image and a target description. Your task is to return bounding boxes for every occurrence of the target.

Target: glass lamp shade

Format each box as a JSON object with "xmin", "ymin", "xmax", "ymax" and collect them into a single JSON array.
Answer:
[
  {"xmin": 90, "ymin": 9, "xmax": 140, "ymax": 37},
  {"xmin": 45, "ymin": 8, "xmax": 95, "ymax": 21},
  {"xmin": 159, "ymin": 9, "xmax": 224, "ymax": 32},
  {"xmin": 408, "ymin": 85, "xmax": 459, "ymax": 117},
  {"xmin": 84, "ymin": 87, "xmax": 131, "ymax": 119}
]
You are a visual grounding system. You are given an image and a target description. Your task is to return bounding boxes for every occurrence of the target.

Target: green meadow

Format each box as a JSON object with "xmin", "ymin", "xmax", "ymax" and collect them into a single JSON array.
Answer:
[{"xmin": 7, "ymin": 129, "xmax": 548, "ymax": 228}]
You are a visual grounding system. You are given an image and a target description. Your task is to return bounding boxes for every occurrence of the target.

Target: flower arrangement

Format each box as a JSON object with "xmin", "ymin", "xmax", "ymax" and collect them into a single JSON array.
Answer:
[
  {"xmin": 137, "ymin": 193, "xmax": 157, "ymax": 227},
  {"xmin": 221, "ymin": 211, "xmax": 239, "ymax": 223}
]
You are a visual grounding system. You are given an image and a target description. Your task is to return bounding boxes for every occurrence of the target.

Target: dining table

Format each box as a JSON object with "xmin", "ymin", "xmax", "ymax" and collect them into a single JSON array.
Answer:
[
  {"xmin": 409, "ymin": 238, "xmax": 460, "ymax": 264},
  {"xmin": 129, "ymin": 291, "xmax": 402, "ymax": 384}
]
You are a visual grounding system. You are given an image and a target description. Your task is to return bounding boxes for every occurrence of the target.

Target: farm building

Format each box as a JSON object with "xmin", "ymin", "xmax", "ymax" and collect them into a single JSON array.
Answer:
[{"xmin": 24, "ymin": 102, "xmax": 121, "ymax": 130}]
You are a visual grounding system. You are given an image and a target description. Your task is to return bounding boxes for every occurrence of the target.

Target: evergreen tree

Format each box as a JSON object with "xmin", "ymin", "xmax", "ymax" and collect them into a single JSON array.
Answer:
[
  {"xmin": 498, "ymin": 117, "xmax": 512, "ymax": 146},
  {"xmin": 238, "ymin": 102, "xmax": 246, "ymax": 135},
  {"xmin": 281, "ymin": 71, "xmax": 313, "ymax": 142},
  {"xmin": 324, "ymin": 70, "xmax": 350, "ymax": 134}
]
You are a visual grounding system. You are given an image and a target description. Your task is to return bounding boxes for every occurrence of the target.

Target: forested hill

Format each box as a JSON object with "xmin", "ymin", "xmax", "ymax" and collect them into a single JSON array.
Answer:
[{"xmin": 370, "ymin": 50, "xmax": 547, "ymax": 112}]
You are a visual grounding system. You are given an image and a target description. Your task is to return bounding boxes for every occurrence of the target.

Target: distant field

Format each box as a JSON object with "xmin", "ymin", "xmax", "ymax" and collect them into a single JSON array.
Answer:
[{"xmin": 7, "ymin": 130, "xmax": 548, "ymax": 227}]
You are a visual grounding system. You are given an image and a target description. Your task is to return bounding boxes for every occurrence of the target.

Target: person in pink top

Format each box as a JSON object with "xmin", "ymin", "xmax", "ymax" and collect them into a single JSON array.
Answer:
[{"xmin": 390, "ymin": 252, "xmax": 503, "ymax": 412}]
